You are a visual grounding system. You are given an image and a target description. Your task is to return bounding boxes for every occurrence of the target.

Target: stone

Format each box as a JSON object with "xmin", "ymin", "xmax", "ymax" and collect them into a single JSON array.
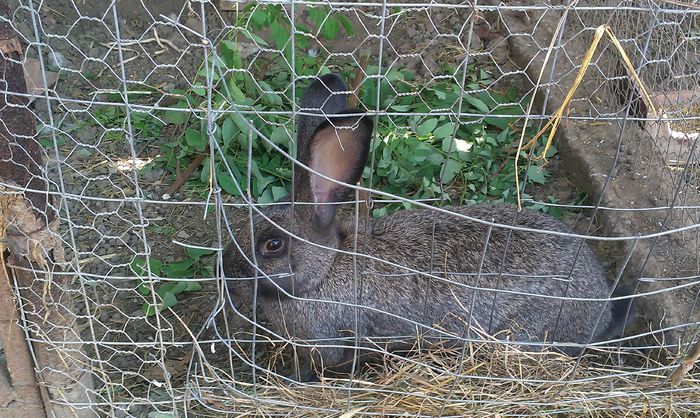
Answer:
[
  {"xmin": 74, "ymin": 147, "xmax": 94, "ymax": 161},
  {"xmin": 185, "ymin": 16, "xmax": 202, "ymax": 33},
  {"xmin": 48, "ymin": 51, "xmax": 68, "ymax": 71}
]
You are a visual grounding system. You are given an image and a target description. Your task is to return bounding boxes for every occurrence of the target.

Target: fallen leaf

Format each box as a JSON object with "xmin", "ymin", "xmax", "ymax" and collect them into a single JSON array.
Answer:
[{"xmin": 23, "ymin": 58, "xmax": 58, "ymax": 103}]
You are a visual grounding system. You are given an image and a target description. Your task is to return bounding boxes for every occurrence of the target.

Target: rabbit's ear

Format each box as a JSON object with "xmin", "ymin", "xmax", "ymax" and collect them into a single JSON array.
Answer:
[
  {"xmin": 295, "ymin": 74, "xmax": 349, "ymax": 190},
  {"xmin": 297, "ymin": 74, "xmax": 348, "ymax": 147},
  {"xmin": 301, "ymin": 113, "xmax": 373, "ymax": 229}
]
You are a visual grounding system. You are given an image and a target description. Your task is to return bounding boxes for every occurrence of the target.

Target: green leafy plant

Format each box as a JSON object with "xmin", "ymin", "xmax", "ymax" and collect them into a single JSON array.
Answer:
[
  {"xmin": 37, "ymin": 87, "xmax": 163, "ymax": 149},
  {"xmin": 527, "ymin": 195, "xmax": 563, "ymax": 219},
  {"xmin": 358, "ymin": 65, "xmax": 555, "ymax": 216},
  {"xmin": 92, "ymin": 106, "xmax": 162, "ymax": 142},
  {"xmin": 145, "ymin": 3, "xmax": 559, "ymax": 215},
  {"xmin": 92, "ymin": 88, "xmax": 164, "ymax": 141},
  {"xmin": 131, "ymin": 247, "xmax": 214, "ymax": 316},
  {"xmin": 148, "ymin": 224, "xmax": 177, "ymax": 235},
  {"xmin": 152, "ymin": 3, "xmax": 354, "ymax": 202},
  {"xmin": 36, "ymin": 124, "xmax": 66, "ymax": 149}
]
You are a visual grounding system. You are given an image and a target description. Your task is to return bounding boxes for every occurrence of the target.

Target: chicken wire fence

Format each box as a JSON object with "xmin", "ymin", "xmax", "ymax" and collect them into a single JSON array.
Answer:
[{"xmin": 1, "ymin": 0, "xmax": 700, "ymax": 417}]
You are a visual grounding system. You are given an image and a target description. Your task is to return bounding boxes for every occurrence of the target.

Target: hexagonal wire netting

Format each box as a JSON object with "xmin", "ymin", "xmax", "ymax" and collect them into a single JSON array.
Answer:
[{"xmin": 1, "ymin": 0, "xmax": 700, "ymax": 416}]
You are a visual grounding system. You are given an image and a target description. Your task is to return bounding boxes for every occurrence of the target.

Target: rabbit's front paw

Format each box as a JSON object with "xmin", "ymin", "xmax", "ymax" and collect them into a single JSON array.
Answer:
[{"xmin": 285, "ymin": 367, "xmax": 319, "ymax": 384}]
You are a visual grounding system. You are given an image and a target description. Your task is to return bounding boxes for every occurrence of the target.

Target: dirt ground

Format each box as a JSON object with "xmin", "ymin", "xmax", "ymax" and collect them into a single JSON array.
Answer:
[{"xmin": 5, "ymin": 1, "xmax": 688, "ymax": 417}]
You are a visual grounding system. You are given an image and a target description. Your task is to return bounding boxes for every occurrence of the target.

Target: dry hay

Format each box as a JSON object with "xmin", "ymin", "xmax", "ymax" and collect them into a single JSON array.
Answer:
[{"xmin": 186, "ymin": 339, "xmax": 700, "ymax": 417}]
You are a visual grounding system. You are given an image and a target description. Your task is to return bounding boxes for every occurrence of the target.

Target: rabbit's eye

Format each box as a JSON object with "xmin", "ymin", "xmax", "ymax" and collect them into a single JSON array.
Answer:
[{"xmin": 261, "ymin": 238, "xmax": 285, "ymax": 255}]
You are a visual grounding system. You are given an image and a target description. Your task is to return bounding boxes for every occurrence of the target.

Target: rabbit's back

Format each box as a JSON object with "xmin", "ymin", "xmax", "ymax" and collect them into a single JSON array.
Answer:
[{"xmin": 339, "ymin": 203, "xmax": 612, "ymax": 350}]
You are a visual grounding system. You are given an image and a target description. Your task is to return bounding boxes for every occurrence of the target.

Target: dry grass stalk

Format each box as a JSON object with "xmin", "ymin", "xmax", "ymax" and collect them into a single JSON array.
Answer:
[{"xmin": 514, "ymin": 23, "xmax": 659, "ymax": 209}]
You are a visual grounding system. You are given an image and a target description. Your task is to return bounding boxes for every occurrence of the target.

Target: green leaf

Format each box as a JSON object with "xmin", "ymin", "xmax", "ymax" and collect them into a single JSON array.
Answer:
[
  {"xmin": 160, "ymin": 291, "xmax": 178, "ymax": 310},
  {"xmin": 137, "ymin": 282, "xmax": 152, "ymax": 296},
  {"xmin": 185, "ymin": 247, "xmax": 215, "ymax": 259},
  {"xmin": 373, "ymin": 207, "xmax": 388, "ymax": 218},
  {"xmin": 407, "ymin": 143, "xmax": 432, "ymax": 163},
  {"xmin": 526, "ymin": 165, "xmax": 547, "ymax": 185},
  {"xmin": 251, "ymin": 158, "xmax": 272, "ymax": 184},
  {"xmin": 483, "ymin": 106, "xmax": 520, "ymax": 130},
  {"xmin": 218, "ymin": 170, "xmax": 240, "ymax": 196},
  {"xmin": 131, "ymin": 258, "xmax": 163, "ymax": 277},
  {"xmin": 321, "ymin": 18, "xmax": 340, "ymax": 40},
  {"xmin": 142, "ymin": 303, "xmax": 156, "ymax": 316},
  {"xmin": 390, "ymin": 104, "xmax": 411, "ymax": 111},
  {"xmin": 416, "ymin": 118, "xmax": 438, "ymax": 137},
  {"xmin": 442, "ymin": 136, "xmax": 473, "ymax": 154},
  {"xmin": 336, "ymin": 15, "xmax": 355, "ymax": 36},
  {"xmin": 250, "ymin": 7, "xmax": 267, "ymax": 27},
  {"xmin": 294, "ymin": 33, "xmax": 310, "ymax": 50},
  {"xmin": 505, "ymin": 85, "xmax": 519, "ymax": 101},
  {"xmin": 476, "ymin": 91, "xmax": 500, "ymax": 108},
  {"xmin": 227, "ymin": 80, "xmax": 247, "ymax": 103},
  {"xmin": 185, "ymin": 129, "xmax": 207, "ymax": 152},
  {"xmin": 257, "ymin": 187, "xmax": 275, "ymax": 204},
  {"xmin": 201, "ymin": 265, "xmax": 214, "ymax": 277},
  {"xmin": 442, "ymin": 159, "xmax": 463, "ymax": 184},
  {"xmin": 184, "ymin": 281, "xmax": 203, "ymax": 292},
  {"xmin": 271, "ymin": 185, "xmax": 288, "ymax": 201},
  {"xmin": 270, "ymin": 126, "xmax": 291, "ymax": 145},
  {"xmin": 222, "ymin": 117, "xmax": 237, "ymax": 146},
  {"xmin": 39, "ymin": 135, "xmax": 66, "ymax": 149},
  {"xmin": 220, "ymin": 40, "xmax": 242, "ymax": 69},
  {"xmin": 427, "ymin": 152, "xmax": 443, "ymax": 166},
  {"xmin": 270, "ymin": 21, "xmax": 289, "ymax": 50},
  {"xmin": 253, "ymin": 175, "xmax": 276, "ymax": 196},
  {"xmin": 191, "ymin": 85, "xmax": 206, "ymax": 96},
  {"xmin": 165, "ymin": 101, "xmax": 188, "ymax": 125},
  {"xmin": 465, "ymin": 96, "xmax": 490, "ymax": 113},
  {"xmin": 433, "ymin": 122, "xmax": 455, "ymax": 139},
  {"xmin": 258, "ymin": 80, "xmax": 282, "ymax": 106},
  {"xmin": 200, "ymin": 157, "xmax": 211, "ymax": 183},
  {"xmin": 231, "ymin": 113, "xmax": 253, "ymax": 138},
  {"xmin": 171, "ymin": 281, "xmax": 191, "ymax": 295},
  {"xmin": 161, "ymin": 258, "xmax": 195, "ymax": 278},
  {"xmin": 157, "ymin": 282, "xmax": 179, "ymax": 296},
  {"xmin": 242, "ymin": 30, "xmax": 269, "ymax": 47},
  {"xmin": 307, "ymin": 6, "xmax": 325, "ymax": 28},
  {"xmin": 385, "ymin": 70, "xmax": 404, "ymax": 82},
  {"xmin": 400, "ymin": 68, "xmax": 415, "ymax": 81}
]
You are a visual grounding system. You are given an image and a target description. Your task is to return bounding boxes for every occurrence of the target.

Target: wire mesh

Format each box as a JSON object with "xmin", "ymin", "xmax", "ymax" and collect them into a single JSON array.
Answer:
[{"xmin": 1, "ymin": 0, "xmax": 699, "ymax": 416}]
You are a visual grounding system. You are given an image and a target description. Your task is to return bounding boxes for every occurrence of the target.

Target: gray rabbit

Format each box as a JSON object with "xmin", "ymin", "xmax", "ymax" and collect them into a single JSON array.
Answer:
[{"xmin": 224, "ymin": 73, "xmax": 625, "ymax": 381}]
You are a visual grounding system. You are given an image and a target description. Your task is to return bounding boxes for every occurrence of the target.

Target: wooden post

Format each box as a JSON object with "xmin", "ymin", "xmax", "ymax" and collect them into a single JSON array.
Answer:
[
  {"xmin": 0, "ymin": 260, "xmax": 45, "ymax": 418},
  {"xmin": 0, "ymin": 1, "xmax": 97, "ymax": 416}
]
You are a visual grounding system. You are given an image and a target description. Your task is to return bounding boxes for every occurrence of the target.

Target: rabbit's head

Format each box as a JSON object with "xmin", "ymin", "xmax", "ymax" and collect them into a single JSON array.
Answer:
[{"xmin": 224, "ymin": 74, "xmax": 373, "ymax": 299}]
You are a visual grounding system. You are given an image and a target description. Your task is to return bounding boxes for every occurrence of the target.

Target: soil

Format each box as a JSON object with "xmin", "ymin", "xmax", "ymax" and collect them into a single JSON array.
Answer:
[{"xmin": 3, "ymin": 1, "xmax": 643, "ymax": 417}]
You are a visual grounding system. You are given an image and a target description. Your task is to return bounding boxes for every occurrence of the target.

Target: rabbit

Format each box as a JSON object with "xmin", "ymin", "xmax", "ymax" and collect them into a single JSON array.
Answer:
[{"xmin": 223, "ymin": 73, "xmax": 625, "ymax": 382}]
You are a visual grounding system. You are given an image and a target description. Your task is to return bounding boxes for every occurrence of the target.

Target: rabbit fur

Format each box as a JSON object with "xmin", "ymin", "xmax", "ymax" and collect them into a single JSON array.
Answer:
[{"xmin": 223, "ymin": 73, "xmax": 621, "ymax": 381}]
